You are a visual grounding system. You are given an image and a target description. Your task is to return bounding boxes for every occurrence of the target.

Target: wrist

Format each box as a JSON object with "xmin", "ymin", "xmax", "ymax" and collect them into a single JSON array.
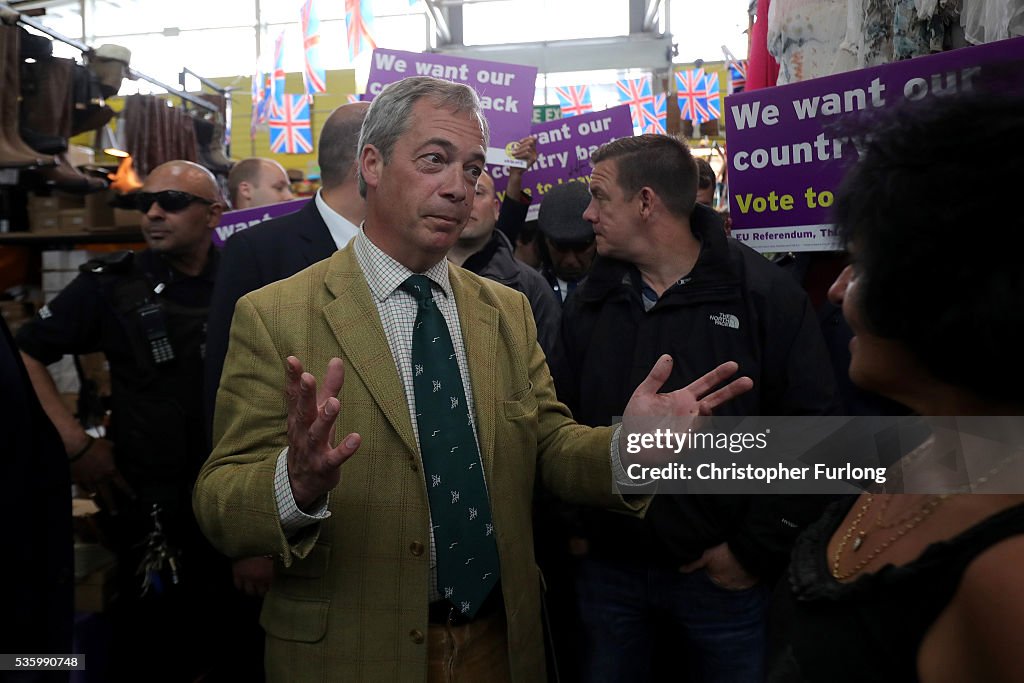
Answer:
[{"xmin": 68, "ymin": 435, "xmax": 96, "ymax": 463}]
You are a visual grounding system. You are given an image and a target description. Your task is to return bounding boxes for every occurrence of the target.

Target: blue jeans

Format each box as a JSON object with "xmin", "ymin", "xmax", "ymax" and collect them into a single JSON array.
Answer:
[{"xmin": 575, "ymin": 557, "xmax": 768, "ymax": 683}]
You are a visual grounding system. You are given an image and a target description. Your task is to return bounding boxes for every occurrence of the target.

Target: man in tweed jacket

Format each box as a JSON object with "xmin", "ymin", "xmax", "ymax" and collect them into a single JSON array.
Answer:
[{"xmin": 194, "ymin": 76, "xmax": 750, "ymax": 682}]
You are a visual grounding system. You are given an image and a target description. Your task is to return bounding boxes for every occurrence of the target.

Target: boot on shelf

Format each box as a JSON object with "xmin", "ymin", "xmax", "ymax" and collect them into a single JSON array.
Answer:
[
  {"xmin": 0, "ymin": 25, "xmax": 55, "ymax": 168},
  {"xmin": 19, "ymin": 55, "xmax": 106, "ymax": 193},
  {"xmin": 198, "ymin": 93, "xmax": 234, "ymax": 171}
]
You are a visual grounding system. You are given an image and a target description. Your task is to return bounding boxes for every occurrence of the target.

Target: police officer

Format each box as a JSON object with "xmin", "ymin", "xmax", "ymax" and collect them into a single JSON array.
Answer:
[{"xmin": 17, "ymin": 160, "xmax": 227, "ymax": 681}]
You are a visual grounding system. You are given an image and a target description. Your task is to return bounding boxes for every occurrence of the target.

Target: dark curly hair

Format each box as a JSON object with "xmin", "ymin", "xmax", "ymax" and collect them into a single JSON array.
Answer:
[{"xmin": 834, "ymin": 94, "xmax": 1024, "ymax": 403}]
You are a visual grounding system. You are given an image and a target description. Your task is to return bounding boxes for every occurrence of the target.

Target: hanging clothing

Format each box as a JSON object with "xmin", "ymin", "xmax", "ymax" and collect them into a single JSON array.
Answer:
[
  {"xmin": 748, "ymin": 0, "xmax": 782, "ymax": 89},
  {"xmin": 767, "ymin": 0, "xmax": 849, "ymax": 84}
]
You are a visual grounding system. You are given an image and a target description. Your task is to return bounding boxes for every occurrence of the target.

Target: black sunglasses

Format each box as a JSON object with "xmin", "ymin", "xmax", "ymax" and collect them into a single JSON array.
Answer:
[{"xmin": 136, "ymin": 190, "xmax": 215, "ymax": 213}]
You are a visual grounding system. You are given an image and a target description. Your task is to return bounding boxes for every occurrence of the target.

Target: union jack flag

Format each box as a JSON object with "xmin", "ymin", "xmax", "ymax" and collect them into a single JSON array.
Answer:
[
  {"xmin": 615, "ymin": 76, "xmax": 656, "ymax": 129},
  {"xmin": 300, "ymin": 0, "xmax": 327, "ymax": 95},
  {"xmin": 268, "ymin": 94, "xmax": 314, "ymax": 154},
  {"xmin": 554, "ymin": 84, "xmax": 593, "ymax": 117},
  {"xmin": 676, "ymin": 68, "xmax": 720, "ymax": 124},
  {"xmin": 251, "ymin": 67, "xmax": 265, "ymax": 138},
  {"xmin": 345, "ymin": 0, "xmax": 377, "ymax": 62},
  {"xmin": 728, "ymin": 59, "xmax": 747, "ymax": 94},
  {"xmin": 270, "ymin": 31, "xmax": 286, "ymax": 117},
  {"xmin": 346, "ymin": 94, "xmax": 361, "ymax": 104},
  {"xmin": 642, "ymin": 94, "xmax": 667, "ymax": 134}
]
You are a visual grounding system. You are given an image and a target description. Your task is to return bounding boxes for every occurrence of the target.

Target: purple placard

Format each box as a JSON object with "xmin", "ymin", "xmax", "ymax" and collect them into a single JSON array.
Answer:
[
  {"xmin": 726, "ymin": 37, "xmax": 1024, "ymax": 252},
  {"xmin": 213, "ymin": 198, "xmax": 310, "ymax": 247},
  {"xmin": 366, "ymin": 49, "xmax": 537, "ymax": 167},
  {"xmin": 489, "ymin": 105, "xmax": 634, "ymax": 221}
]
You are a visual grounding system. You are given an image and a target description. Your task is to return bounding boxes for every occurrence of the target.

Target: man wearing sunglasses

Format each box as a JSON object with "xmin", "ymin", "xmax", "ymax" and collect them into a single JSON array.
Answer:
[{"xmin": 17, "ymin": 160, "xmax": 234, "ymax": 681}]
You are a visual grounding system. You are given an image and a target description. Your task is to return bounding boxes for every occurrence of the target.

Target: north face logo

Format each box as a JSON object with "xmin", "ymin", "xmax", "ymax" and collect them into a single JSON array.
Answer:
[{"xmin": 709, "ymin": 312, "xmax": 740, "ymax": 329}]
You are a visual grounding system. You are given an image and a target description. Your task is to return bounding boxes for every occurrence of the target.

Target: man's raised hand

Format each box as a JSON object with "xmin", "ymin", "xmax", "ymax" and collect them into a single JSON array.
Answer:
[
  {"xmin": 285, "ymin": 356, "xmax": 361, "ymax": 509},
  {"xmin": 624, "ymin": 355, "xmax": 753, "ymax": 419}
]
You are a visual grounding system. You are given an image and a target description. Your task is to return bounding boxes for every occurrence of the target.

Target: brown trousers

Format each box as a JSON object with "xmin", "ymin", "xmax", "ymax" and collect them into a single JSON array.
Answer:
[{"xmin": 426, "ymin": 610, "xmax": 512, "ymax": 683}]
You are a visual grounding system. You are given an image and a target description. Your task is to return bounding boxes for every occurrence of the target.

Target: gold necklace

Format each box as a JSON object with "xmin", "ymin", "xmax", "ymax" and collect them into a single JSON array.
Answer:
[{"xmin": 831, "ymin": 494, "xmax": 949, "ymax": 581}]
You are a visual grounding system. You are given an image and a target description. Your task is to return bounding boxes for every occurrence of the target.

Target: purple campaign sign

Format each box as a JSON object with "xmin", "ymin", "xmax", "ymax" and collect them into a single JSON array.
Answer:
[
  {"xmin": 366, "ymin": 49, "xmax": 536, "ymax": 167},
  {"xmin": 489, "ymin": 104, "xmax": 634, "ymax": 221},
  {"xmin": 726, "ymin": 37, "xmax": 1024, "ymax": 252},
  {"xmin": 213, "ymin": 198, "xmax": 310, "ymax": 248}
]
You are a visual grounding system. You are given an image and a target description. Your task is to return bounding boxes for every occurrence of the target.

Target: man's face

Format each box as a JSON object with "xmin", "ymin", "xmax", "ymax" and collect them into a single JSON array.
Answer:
[
  {"xmin": 461, "ymin": 172, "xmax": 500, "ymax": 243},
  {"xmin": 583, "ymin": 159, "xmax": 639, "ymax": 262},
  {"xmin": 696, "ymin": 183, "xmax": 715, "ymax": 207},
  {"xmin": 361, "ymin": 98, "xmax": 486, "ymax": 269},
  {"xmin": 245, "ymin": 161, "xmax": 293, "ymax": 207},
  {"xmin": 139, "ymin": 167, "xmax": 221, "ymax": 257},
  {"xmin": 544, "ymin": 238, "xmax": 596, "ymax": 282}
]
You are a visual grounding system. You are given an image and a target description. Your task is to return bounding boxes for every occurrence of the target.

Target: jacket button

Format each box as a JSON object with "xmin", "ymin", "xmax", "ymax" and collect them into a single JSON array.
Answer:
[
  {"xmin": 410, "ymin": 629, "xmax": 425, "ymax": 644},
  {"xmin": 410, "ymin": 541, "xmax": 424, "ymax": 556}
]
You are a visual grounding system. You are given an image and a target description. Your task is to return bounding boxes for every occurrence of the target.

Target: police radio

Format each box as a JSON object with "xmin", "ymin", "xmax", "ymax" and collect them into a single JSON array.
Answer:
[{"xmin": 137, "ymin": 301, "xmax": 175, "ymax": 364}]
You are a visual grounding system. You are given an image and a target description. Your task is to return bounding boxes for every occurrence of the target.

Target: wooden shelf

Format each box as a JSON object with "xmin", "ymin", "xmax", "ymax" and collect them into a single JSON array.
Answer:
[{"xmin": 0, "ymin": 229, "xmax": 145, "ymax": 247}]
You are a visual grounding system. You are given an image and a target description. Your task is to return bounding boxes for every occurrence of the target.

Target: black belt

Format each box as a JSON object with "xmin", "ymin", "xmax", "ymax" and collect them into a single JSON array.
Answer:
[{"xmin": 428, "ymin": 584, "xmax": 502, "ymax": 626}]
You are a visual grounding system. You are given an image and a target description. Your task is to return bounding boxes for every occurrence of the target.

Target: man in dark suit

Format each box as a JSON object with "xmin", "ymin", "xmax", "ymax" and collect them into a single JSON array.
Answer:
[
  {"xmin": 0, "ymin": 315, "xmax": 73, "ymax": 683},
  {"xmin": 205, "ymin": 101, "xmax": 370, "ymax": 442}
]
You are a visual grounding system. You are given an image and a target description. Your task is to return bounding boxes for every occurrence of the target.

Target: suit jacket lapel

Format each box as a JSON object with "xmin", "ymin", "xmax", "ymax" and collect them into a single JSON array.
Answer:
[
  {"xmin": 297, "ymin": 200, "xmax": 338, "ymax": 266},
  {"xmin": 322, "ymin": 247, "xmax": 419, "ymax": 456},
  {"xmin": 450, "ymin": 269, "xmax": 499, "ymax": 480}
]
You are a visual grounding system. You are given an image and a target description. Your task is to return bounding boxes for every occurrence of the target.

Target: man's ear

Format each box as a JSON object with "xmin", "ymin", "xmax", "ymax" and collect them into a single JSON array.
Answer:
[
  {"xmin": 360, "ymin": 144, "xmax": 384, "ymax": 190},
  {"xmin": 490, "ymin": 197, "xmax": 500, "ymax": 221},
  {"xmin": 206, "ymin": 202, "xmax": 225, "ymax": 228},
  {"xmin": 238, "ymin": 181, "xmax": 253, "ymax": 202},
  {"xmin": 638, "ymin": 187, "xmax": 656, "ymax": 219}
]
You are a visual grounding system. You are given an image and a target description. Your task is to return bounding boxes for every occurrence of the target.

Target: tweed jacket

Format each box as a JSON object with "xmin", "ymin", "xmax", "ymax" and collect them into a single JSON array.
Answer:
[{"xmin": 193, "ymin": 240, "xmax": 639, "ymax": 682}]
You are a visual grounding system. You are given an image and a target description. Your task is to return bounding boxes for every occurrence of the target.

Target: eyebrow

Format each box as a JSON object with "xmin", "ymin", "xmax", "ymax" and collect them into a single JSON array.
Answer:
[{"xmin": 419, "ymin": 137, "xmax": 486, "ymax": 166}]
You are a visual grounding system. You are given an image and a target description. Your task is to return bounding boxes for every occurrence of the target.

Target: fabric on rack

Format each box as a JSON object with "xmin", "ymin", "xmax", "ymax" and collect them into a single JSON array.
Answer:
[
  {"xmin": 961, "ymin": 0, "xmax": 1024, "ymax": 44},
  {"xmin": 767, "ymin": 0, "xmax": 849, "ymax": 84},
  {"xmin": 830, "ymin": 0, "xmax": 865, "ymax": 74},
  {"xmin": 748, "ymin": 0, "xmax": 782, "ymax": 89},
  {"xmin": 858, "ymin": 0, "xmax": 961, "ymax": 67}
]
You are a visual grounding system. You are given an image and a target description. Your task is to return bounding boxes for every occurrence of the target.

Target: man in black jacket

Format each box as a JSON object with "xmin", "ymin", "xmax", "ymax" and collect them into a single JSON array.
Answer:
[
  {"xmin": 553, "ymin": 135, "xmax": 840, "ymax": 683},
  {"xmin": 446, "ymin": 170, "xmax": 561, "ymax": 361}
]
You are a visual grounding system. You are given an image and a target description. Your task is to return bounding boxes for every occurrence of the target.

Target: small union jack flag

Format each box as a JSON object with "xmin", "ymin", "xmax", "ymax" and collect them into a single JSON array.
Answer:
[
  {"xmin": 554, "ymin": 84, "xmax": 593, "ymax": 117},
  {"xmin": 345, "ymin": 0, "xmax": 377, "ymax": 62},
  {"xmin": 269, "ymin": 31, "xmax": 286, "ymax": 117},
  {"xmin": 676, "ymin": 68, "xmax": 720, "ymax": 124},
  {"xmin": 268, "ymin": 94, "xmax": 314, "ymax": 154},
  {"xmin": 615, "ymin": 76, "xmax": 656, "ymax": 129},
  {"xmin": 728, "ymin": 59, "xmax": 747, "ymax": 94},
  {"xmin": 300, "ymin": 0, "xmax": 327, "ymax": 96},
  {"xmin": 642, "ymin": 94, "xmax": 667, "ymax": 134}
]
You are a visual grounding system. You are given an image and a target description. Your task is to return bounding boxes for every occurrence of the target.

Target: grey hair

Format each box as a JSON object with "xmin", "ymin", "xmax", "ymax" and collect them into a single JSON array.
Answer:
[{"xmin": 357, "ymin": 76, "xmax": 490, "ymax": 197}]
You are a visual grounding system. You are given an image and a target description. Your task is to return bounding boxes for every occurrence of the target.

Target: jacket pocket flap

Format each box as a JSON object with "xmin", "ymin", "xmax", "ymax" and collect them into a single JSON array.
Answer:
[{"xmin": 261, "ymin": 594, "xmax": 329, "ymax": 643}]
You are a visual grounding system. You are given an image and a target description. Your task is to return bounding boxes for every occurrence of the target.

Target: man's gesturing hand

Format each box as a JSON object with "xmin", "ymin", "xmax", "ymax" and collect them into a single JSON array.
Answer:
[
  {"xmin": 285, "ymin": 356, "xmax": 361, "ymax": 510},
  {"xmin": 623, "ymin": 356, "xmax": 753, "ymax": 419}
]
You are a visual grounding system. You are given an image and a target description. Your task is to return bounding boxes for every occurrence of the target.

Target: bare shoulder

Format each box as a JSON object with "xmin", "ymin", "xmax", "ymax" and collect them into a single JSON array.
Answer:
[{"xmin": 927, "ymin": 534, "xmax": 1024, "ymax": 682}]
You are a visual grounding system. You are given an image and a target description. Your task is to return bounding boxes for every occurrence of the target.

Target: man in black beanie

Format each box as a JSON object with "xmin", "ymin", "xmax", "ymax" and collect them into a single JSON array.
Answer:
[{"xmin": 536, "ymin": 181, "xmax": 596, "ymax": 304}]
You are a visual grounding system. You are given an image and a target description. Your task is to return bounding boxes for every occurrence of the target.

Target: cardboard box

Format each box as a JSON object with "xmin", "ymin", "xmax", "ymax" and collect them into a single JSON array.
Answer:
[
  {"xmin": 79, "ymin": 352, "xmax": 111, "ymax": 397},
  {"xmin": 42, "ymin": 249, "xmax": 92, "ymax": 271},
  {"xmin": 41, "ymin": 270, "xmax": 77, "ymax": 291},
  {"xmin": 75, "ymin": 559, "xmax": 118, "ymax": 613},
  {"xmin": 84, "ymin": 192, "xmax": 115, "ymax": 229},
  {"xmin": 0, "ymin": 300, "xmax": 32, "ymax": 324},
  {"xmin": 113, "ymin": 207, "xmax": 141, "ymax": 228},
  {"xmin": 28, "ymin": 192, "xmax": 84, "ymax": 213},
  {"xmin": 59, "ymin": 209, "xmax": 89, "ymax": 232},
  {"xmin": 30, "ymin": 209, "xmax": 62, "ymax": 233}
]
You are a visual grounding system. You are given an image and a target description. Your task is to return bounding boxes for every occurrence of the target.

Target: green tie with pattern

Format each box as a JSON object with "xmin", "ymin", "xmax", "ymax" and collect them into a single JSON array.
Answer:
[{"xmin": 401, "ymin": 274, "xmax": 499, "ymax": 618}]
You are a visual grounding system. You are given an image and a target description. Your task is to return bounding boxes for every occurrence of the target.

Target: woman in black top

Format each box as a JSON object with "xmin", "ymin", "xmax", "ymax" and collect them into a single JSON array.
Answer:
[{"xmin": 769, "ymin": 94, "xmax": 1024, "ymax": 683}]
